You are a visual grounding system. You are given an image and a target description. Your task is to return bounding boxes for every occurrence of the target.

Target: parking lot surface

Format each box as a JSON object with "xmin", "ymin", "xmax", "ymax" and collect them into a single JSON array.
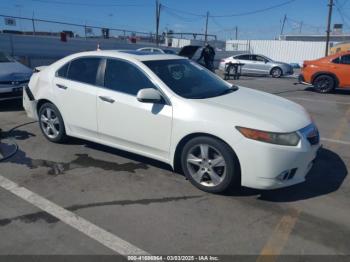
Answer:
[{"xmin": 0, "ymin": 75, "xmax": 349, "ymax": 258}]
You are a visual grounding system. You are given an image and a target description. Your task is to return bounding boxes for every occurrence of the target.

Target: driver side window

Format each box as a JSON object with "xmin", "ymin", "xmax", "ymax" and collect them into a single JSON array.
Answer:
[{"xmin": 104, "ymin": 59, "xmax": 156, "ymax": 96}]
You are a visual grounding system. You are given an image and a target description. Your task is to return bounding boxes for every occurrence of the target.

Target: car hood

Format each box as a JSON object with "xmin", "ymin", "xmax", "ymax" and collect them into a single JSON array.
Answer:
[
  {"xmin": 196, "ymin": 87, "xmax": 311, "ymax": 132},
  {"xmin": 0, "ymin": 62, "xmax": 32, "ymax": 81}
]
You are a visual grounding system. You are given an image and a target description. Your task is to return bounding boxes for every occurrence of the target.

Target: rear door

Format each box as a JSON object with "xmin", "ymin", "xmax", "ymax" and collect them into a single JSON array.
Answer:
[{"xmin": 53, "ymin": 57, "xmax": 102, "ymax": 138}]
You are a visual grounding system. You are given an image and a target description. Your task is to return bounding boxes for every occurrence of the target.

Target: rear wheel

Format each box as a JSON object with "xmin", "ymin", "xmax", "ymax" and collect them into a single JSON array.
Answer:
[
  {"xmin": 181, "ymin": 136, "xmax": 240, "ymax": 193},
  {"xmin": 38, "ymin": 103, "xmax": 67, "ymax": 143},
  {"xmin": 313, "ymin": 75, "xmax": 335, "ymax": 93}
]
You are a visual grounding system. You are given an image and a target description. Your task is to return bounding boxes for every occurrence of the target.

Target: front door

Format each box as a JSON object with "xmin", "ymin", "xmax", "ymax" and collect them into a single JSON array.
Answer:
[
  {"xmin": 250, "ymin": 55, "xmax": 270, "ymax": 74},
  {"xmin": 97, "ymin": 58, "xmax": 172, "ymax": 161}
]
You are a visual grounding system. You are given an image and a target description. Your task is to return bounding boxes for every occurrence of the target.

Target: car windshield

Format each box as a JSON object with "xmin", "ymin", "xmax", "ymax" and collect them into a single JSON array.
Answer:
[
  {"xmin": 143, "ymin": 59, "xmax": 237, "ymax": 99},
  {"xmin": 163, "ymin": 50, "xmax": 176, "ymax": 54},
  {"xmin": 0, "ymin": 52, "xmax": 13, "ymax": 63}
]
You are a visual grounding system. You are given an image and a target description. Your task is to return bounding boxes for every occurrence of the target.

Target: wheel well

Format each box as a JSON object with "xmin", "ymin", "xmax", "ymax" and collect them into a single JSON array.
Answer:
[
  {"xmin": 311, "ymin": 72, "xmax": 339, "ymax": 86},
  {"xmin": 173, "ymin": 133, "xmax": 241, "ymax": 181},
  {"xmin": 36, "ymin": 99, "xmax": 54, "ymax": 116},
  {"xmin": 270, "ymin": 66, "xmax": 282, "ymax": 75}
]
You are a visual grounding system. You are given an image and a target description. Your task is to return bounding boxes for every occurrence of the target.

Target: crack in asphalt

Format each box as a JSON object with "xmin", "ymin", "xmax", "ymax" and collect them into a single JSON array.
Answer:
[{"xmin": 0, "ymin": 195, "xmax": 203, "ymax": 226}]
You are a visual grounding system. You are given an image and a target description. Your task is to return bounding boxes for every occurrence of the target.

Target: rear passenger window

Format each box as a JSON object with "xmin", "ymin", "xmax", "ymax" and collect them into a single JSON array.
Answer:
[
  {"xmin": 57, "ymin": 63, "xmax": 69, "ymax": 78},
  {"xmin": 104, "ymin": 59, "xmax": 155, "ymax": 96},
  {"xmin": 236, "ymin": 55, "xmax": 250, "ymax": 60},
  {"xmin": 66, "ymin": 57, "xmax": 101, "ymax": 85}
]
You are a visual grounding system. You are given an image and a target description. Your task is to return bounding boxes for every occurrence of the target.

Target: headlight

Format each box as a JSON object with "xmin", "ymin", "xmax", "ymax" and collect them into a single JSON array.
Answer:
[{"xmin": 236, "ymin": 126, "xmax": 300, "ymax": 146}]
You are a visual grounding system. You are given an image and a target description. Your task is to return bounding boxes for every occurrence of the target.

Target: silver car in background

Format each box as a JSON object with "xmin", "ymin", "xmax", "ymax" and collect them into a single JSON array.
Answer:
[{"xmin": 219, "ymin": 54, "xmax": 294, "ymax": 78}]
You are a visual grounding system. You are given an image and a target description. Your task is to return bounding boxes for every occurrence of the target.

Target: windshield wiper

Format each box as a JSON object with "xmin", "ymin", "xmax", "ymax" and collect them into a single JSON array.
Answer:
[{"xmin": 218, "ymin": 85, "xmax": 239, "ymax": 96}]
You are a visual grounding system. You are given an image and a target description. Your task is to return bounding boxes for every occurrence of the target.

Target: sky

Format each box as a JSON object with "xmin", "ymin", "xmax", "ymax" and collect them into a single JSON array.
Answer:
[{"xmin": 0, "ymin": 0, "xmax": 349, "ymax": 40}]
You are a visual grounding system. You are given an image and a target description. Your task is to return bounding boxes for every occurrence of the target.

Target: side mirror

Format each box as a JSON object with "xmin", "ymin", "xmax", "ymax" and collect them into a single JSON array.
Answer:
[
  {"xmin": 264, "ymin": 60, "xmax": 268, "ymax": 64},
  {"xmin": 137, "ymin": 88, "xmax": 163, "ymax": 104}
]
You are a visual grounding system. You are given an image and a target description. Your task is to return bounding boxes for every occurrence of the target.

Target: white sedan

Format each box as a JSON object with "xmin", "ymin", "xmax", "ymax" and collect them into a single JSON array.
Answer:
[{"xmin": 23, "ymin": 50, "xmax": 320, "ymax": 193}]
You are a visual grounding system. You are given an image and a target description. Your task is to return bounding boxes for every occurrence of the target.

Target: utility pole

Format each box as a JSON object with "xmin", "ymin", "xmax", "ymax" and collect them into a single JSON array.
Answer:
[
  {"xmin": 235, "ymin": 26, "xmax": 238, "ymax": 40},
  {"xmin": 325, "ymin": 0, "xmax": 334, "ymax": 56},
  {"xmin": 299, "ymin": 21, "xmax": 303, "ymax": 34},
  {"xmin": 280, "ymin": 14, "xmax": 287, "ymax": 37},
  {"xmin": 32, "ymin": 11, "xmax": 36, "ymax": 35},
  {"xmin": 155, "ymin": 0, "xmax": 161, "ymax": 46},
  {"xmin": 204, "ymin": 11, "xmax": 209, "ymax": 42}
]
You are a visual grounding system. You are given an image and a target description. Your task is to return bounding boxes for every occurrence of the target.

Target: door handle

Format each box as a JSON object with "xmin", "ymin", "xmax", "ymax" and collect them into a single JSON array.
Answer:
[
  {"xmin": 99, "ymin": 96, "xmax": 115, "ymax": 103},
  {"xmin": 56, "ymin": 84, "xmax": 68, "ymax": 90}
]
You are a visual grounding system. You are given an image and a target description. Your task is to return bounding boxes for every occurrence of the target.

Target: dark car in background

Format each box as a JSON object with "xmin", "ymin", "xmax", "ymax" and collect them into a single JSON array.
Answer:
[
  {"xmin": 178, "ymin": 45, "xmax": 230, "ymax": 69},
  {"xmin": 0, "ymin": 52, "xmax": 32, "ymax": 101}
]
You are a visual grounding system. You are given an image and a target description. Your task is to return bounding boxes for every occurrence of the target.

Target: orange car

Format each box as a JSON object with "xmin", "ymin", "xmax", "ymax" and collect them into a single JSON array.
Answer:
[{"xmin": 299, "ymin": 51, "xmax": 350, "ymax": 93}]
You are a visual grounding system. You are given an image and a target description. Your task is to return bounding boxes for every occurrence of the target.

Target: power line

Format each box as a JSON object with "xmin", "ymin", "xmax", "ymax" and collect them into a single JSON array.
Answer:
[
  {"xmin": 162, "ymin": 0, "xmax": 297, "ymax": 18},
  {"xmin": 211, "ymin": 0, "xmax": 297, "ymax": 17},
  {"xmin": 31, "ymin": 0, "xmax": 148, "ymax": 7},
  {"xmin": 161, "ymin": 5, "xmax": 205, "ymax": 17}
]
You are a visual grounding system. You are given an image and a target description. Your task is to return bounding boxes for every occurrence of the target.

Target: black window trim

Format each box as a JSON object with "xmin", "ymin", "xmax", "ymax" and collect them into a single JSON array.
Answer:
[
  {"xmin": 100, "ymin": 57, "xmax": 171, "ymax": 106},
  {"xmin": 55, "ymin": 56, "xmax": 104, "ymax": 87},
  {"xmin": 235, "ymin": 54, "xmax": 251, "ymax": 60}
]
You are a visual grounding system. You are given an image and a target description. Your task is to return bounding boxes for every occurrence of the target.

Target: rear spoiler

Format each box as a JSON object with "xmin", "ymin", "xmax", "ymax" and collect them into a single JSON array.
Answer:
[{"xmin": 33, "ymin": 66, "xmax": 48, "ymax": 73}]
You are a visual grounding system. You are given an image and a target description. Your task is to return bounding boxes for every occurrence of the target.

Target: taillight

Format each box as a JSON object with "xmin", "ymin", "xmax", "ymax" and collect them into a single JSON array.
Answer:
[{"xmin": 303, "ymin": 63, "xmax": 307, "ymax": 68}]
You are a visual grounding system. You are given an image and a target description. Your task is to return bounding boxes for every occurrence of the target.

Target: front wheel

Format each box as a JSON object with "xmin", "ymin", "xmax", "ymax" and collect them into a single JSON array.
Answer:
[
  {"xmin": 181, "ymin": 136, "xmax": 240, "ymax": 193},
  {"xmin": 271, "ymin": 67, "xmax": 283, "ymax": 78},
  {"xmin": 38, "ymin": 103, "xmax": 67, "ymax": 143}
]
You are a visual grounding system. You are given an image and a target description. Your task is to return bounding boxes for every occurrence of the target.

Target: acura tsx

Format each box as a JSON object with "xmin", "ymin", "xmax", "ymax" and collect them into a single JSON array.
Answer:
[{"xmin": 23, "ymin": 50, "xmax": 320, "ymax": 193}]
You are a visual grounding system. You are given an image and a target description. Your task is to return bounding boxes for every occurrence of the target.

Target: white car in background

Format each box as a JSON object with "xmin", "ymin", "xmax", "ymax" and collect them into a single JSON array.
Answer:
[
  {"xmin": 0, "ymin": 52, "xmax": 32, "ymax": 101},
  {"xmin": 137, "ymin": 47, "xmax": 176, "ymax": 54},
  {"xmin": 23, "ymin": 50, "xmax": 320, "ymax": 193}
]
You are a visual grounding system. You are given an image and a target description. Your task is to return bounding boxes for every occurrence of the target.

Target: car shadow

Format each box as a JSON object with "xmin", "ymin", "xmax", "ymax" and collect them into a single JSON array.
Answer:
[
  {"xmin": 0, "ymin": 99, "xmax": 23, "ymax": 112},
  {"xmin": 303, "ymin": 86, "xmax": 350, "ymax": 95},
  {"xmin": 225, "ymin": 148, "xmax": 348, "ymax": 202},
  {"xmin": 78, "ymin": 139, "xmax": 174, "ymax": 172},
  {"xmin": 80, "ymin": 139, "xmax": 347, "ymax": 202}
]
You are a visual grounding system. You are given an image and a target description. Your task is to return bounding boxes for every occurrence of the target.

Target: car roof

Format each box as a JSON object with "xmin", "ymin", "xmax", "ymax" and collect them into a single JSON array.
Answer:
[{"xmin": 67, "ymin": 50, "xmax": 185, "ymax": 62}]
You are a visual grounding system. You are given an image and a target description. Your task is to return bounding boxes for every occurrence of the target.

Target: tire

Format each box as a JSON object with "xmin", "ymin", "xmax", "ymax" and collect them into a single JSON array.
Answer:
[
  {"xmin": 270, "ymin": 67, "xmax": 283, "ymax": 78},
  {"xmin": 38, "ymin": 102, "xmax": 67, "ymax": 143},
  {"xmin": 181, "ymin": 136, "xmax": 240, "ymax": 193},
  {"xmin": 313, "ymin": 75, "xmax": 335, "ymax": 93}
]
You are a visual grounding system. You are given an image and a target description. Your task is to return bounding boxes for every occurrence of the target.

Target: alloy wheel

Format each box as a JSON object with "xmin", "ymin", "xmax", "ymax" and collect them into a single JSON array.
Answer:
[
  {"xmin": 40, "ymin": 107, "xmax": 60, "ymax": 139},
  {"xmin": 186, "ymin": 144, "xmax": 227, "ymax": 187}
]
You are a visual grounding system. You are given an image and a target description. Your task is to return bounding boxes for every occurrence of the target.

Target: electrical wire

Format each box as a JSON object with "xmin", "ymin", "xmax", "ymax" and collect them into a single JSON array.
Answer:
[
  {"xmin": 31, "ymin": 0, "xmax": 148, "ymax": 7},
  {"xmin": 211, "ymin": 0, "xmax": 297, "ymax": 17},
  {"xmin": 0, "ymin": 121, "xmax": 37, "ymax": 163}
]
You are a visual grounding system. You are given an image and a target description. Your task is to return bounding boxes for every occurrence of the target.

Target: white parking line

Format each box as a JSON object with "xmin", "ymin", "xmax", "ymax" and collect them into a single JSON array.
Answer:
[
  {"xmin": 321, "ymin": 138, "xmax": 350, "ymax": 146},
  {"xmin": 0, "ymin": 174, "xmax": 149, "ymax": 256},
  {"xmin": 287, "ymin": 97, "xmax": 350, "ymax": 105}
]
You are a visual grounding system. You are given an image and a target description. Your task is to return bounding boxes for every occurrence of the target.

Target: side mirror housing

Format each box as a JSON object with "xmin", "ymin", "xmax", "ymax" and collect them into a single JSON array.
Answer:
[{"xmin": 137, "ymin": 88, "xmax": 163, "ymax": 104}]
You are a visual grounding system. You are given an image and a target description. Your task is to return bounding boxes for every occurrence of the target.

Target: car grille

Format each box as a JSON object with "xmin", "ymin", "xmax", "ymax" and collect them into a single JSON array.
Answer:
[{"xmin": 300, "ymin": 123, "xmax": 320, "ymax": 146}]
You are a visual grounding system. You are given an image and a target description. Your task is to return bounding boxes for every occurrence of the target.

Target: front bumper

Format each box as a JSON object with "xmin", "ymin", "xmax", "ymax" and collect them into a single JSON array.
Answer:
[
  {"xmin": 0, "ymin": 86, "xmax": 25, "ymax": 101},
  {"xmin": 236, "ymin": 123, "xmax": 321, "ymax": 190},
  {"xmin": 0, "ymin": 80, "xmax": 29, "ymax": 101}
]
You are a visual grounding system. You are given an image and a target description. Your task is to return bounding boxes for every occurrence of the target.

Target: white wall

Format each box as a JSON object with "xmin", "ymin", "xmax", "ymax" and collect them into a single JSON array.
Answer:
[{"xmin": 226, "ymin": 40, "xmax": 327, "ymax": 64}]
